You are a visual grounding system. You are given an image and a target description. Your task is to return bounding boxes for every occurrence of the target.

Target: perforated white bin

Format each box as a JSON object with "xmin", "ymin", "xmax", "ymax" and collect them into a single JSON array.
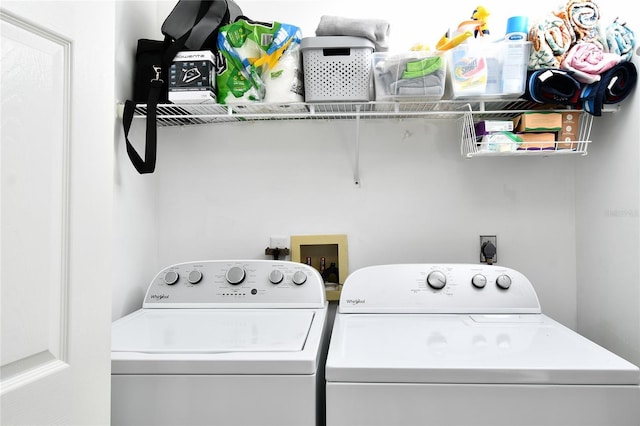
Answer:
[{"xmin": 301, "ymin": 36, "xmax": 374, "ymax": 102}]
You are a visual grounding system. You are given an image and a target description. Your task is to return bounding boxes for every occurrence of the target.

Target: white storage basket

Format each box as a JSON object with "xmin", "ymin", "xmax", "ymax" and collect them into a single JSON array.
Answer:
[{"xmin": 301, "ymin": 36, "xmax": 374, "ymax": 102}]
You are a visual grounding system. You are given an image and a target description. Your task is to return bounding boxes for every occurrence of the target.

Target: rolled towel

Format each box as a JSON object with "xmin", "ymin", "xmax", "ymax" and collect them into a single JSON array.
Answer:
[
  {"xmin": 561, "ymin": 41, "xmax": 621, "ymax": 84},
  {"xmin": 528, "ymin": 13, "xmax": 575, "ymax": 69},
  {"xmin": 580, "ymin": 61, "xmax": 637, "ymax": 116},
  {"xmin": 605, "ymin": 18, "xmax": 635, "ymax": 61},
  {"xmin": 524, "ymin": 68, "xmax": 582, "ymax": 105},
  {"xmin": 315, "ymin": 15, "xmax": 390, "ymax": 52},
  {"xmin": 561, "ymin": 0, "xmax": 605, "ymax": 49}
]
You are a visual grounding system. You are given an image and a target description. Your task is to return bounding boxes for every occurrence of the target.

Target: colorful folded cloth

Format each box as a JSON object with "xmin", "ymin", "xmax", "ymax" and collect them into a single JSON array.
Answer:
[
  {"xmin": 525, "ymin": 68, "xmax": 582, "ymax": 105},
  {"xmin": 580, "ymin": 61, "xmax": 638, "ymax": 116},
  {"xmin": 374, "ymin": 54, "xmax": 445, "ymax": 98},
  {"xmin": 528, "ymin": 14, "xmax": 576, "ymax": 69},
  {"xmin": 390, "ymin": 70, "xmax": 446, "ymax": 95},
  {"xmin": 561, "ymin": 0, "xmax": 606, "ymax": 49},
  {"xmin": 605, "ymin": 18, "xmax": 635, "ymax": 61},
  {"xmin": 315, "ymin": 15, "xmax": 391, "ymax": 52},
  {"xmin": 561, "ymin": 41, "xmax": 621, "ymax": 84},
  {"xmin": 401, "ymin": 56, "xmax": 443, "ymax": 79}
]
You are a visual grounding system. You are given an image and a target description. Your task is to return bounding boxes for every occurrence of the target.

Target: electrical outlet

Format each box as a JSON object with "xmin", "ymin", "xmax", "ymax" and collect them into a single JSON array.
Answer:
[
  {"xmin": 480, "ymin": 235, "xmax": 497, "ymax": 263},
  {"xmin": 269, "ymin": 236, "xmax": 289, "ymax": 249}
]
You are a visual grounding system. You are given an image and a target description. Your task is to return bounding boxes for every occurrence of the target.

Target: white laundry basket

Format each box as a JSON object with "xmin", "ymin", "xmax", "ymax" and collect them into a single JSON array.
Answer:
[{"xmin": 300, "ymin": 36, "xmax": 374, "ymax": 102}]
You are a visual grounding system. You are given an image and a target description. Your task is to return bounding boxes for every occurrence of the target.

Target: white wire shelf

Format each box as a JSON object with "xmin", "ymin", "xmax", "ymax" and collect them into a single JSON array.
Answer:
[
  {"xmin": 461, "ymin": 142, "xmax": 591, "ymax": 157},
  {"xmin": 130, "ymin": 99, "xmax": 566, "ymax": 126},
  {"xmin": 459, "ymin": 106, "xmax": 593, "ymax": 158},
  {"xmin": 131, "ymin": 101, "xmax": 465, "ymax": 125},
  {"xmin": 124, "ymin": 99, "xmax": 597, "ymax": 165}
]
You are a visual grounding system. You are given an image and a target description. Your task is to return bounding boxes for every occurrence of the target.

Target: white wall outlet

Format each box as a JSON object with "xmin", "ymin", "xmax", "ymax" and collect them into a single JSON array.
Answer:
[{"xmin": 269, "ymin": 236, "xmax": 289, "ymax": 249}]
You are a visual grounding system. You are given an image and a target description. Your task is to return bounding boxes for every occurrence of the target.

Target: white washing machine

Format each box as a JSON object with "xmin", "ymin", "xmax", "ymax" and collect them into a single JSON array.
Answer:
[
  {"xmin": 111, "ymin": 260, "xmax": 328, "ymax": 426},
  {"xmin": 326, "ymin": 263, "xmax": 640, "ymax": 426}
]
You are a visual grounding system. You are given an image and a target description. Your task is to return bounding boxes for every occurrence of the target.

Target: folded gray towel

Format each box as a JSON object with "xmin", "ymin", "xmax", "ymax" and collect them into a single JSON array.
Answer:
[
  {"xmin": 315, "ymin": 15, "xmax": 390, "ymax": 51},
  {"xmin": 391, "ymin": 70, "xmax": 445, "ymax": 95}
]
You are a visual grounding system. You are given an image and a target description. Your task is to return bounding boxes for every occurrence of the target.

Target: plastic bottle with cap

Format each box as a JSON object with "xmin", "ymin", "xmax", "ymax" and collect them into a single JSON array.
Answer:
[
  {"xmin": 502, "ymin": 16, "xmax": 530, "ymax": 95},
  {"xmin": 505, "ymin": 16, "xmax": 528, "ymax": 41}
]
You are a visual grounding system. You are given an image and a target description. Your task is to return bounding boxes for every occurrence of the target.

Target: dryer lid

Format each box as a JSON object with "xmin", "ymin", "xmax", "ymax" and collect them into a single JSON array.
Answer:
[
  {"xmin": 325, "ymin": 313, "xmax": 640, "ymax": 385},
  {"xmin": 111, "ymin": 309, "xmax": 315, "ymax": 353}
]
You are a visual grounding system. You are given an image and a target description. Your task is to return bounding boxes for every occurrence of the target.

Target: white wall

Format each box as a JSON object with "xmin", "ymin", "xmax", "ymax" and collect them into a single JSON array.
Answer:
[
  {"xmin": 575, "ymin": 51, "xmax": 640, "ymax": 367},
  {"xmin": 113, "ymin": 1, "xmax": 164, "ymax": 319},
  {"xmin": 153, "ymin": 118, "xmax": 578, "ymax": 329},
  {"xmin": 114, "ymin": 0, "xmax": 640, "ymax": 365}
]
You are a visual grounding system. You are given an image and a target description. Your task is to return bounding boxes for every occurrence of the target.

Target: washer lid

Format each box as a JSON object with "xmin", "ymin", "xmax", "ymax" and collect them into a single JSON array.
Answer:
[
  {"xmin": 112, "ymin": 309, "xmax": 315, "ymax": 353},
  {"xmin": 325, "ymin": 313, "xmax": 640, "ymax": 385}
]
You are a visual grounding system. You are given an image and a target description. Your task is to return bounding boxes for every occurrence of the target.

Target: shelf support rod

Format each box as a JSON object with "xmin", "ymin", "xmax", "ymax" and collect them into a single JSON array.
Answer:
[{"xmin": 354, "ymin": 105, "xmax": 361, "ymax": 187}]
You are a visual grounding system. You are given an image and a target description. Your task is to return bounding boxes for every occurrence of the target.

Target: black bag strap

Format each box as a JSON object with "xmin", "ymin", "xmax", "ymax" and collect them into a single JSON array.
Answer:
[
  {"xmin": 122, "ymin": 78, "xmax": 163, "ymax": 174},
  {"xmin": 123, "ymin": 36, "xmax": 174, "ymax": 175}
]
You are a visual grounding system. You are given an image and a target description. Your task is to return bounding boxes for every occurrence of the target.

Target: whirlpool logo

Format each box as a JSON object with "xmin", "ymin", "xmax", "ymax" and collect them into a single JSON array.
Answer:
[
  {"xmin": 345, "ymin": 298, "xmax": 365, "ymax": 305},
  {"xmin": 149, "ymin": 294, "xmax": 169, "ymax": 300}
]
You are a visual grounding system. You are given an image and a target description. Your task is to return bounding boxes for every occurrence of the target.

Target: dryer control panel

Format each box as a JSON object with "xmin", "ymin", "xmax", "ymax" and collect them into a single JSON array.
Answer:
[
  {"xmin": 338, "ymin": 263, "xmax": 541, "ymax": 314},
  {"xmin": 143, "ymin": 260, "xmax": 326, "ymax": 308}
]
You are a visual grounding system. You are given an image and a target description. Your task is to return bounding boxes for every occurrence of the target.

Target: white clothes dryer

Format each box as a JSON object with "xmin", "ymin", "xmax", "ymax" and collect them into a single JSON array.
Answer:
[
  {"xmin": 111, "ymin": 260, "xmax": 328, "ymax": 426},
  {"xmin": 325, "ymin": 263, "xmax": 640, "ymax": 426}
]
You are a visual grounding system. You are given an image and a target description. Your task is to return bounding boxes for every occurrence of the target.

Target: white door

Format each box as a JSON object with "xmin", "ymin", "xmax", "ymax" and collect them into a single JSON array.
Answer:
[{"xmin": 1, "ymin": 2, "xmax": 113, "ymax": 425}]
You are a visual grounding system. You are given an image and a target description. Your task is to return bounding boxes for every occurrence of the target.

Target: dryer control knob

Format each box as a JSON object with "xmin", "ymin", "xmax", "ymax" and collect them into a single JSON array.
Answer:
[
  {"xmin": 292, "ymin": 271, "xmax": 307, "ymax": 285},
  {"xmin": 188, "ymin": 270, "xmax": 203, "ymax": 284},
  {"xmin": 163, "ymin": 270, "xmax": 179, "ymax": 285},
  {"xmin": 496, "ymin": 274, "xmax": 512, "ymax": 290},
  {"xmin": 472, "ymin": 274, "xmax": 487, "ymax": 288},
  {"xmin": 427, "ymin": 270, "xmax": 447, "ymax": 290},
  {"xmin": 226, "ymin": 266, "xmax": 246, "ymax": 285},
  {"xmin": 269, "ymin": 269, "xmax": 284, "ymax": 284}
]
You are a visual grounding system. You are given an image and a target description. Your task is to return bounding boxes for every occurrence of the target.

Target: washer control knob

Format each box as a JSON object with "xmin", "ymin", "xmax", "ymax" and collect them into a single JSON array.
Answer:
[
  {"xmin": 163, "ymin": 271, "xmax": 179, "ymax": 285},
  {"xmin": 427, "ymin": 270, "xmax": 447, "ymax": 290},
  {"xmin": 496, "ymin": 274, "xmax": 512, "ymax": 290},
  {"xmin": 292, "ymin": 271, "xmax": 307, "ymax": 286},
  {"xmin": 269, "ymin": 269, "xmax": 284, "ymax": 284},
  {"xmin": 225, "ymin": 266, "xmax": 246, "ymax": 285},
  {"xmin": 472, "ymin": 274, "xmax": 487, "ymax": 288},
  {"xmin": 188, "ymin": 270, "xmax": 203, "ymax": 284}
]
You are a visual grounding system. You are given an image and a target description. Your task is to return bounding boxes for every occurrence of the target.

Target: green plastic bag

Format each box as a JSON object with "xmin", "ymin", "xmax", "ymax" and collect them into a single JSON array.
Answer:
[{"xmin": 217, "ymin": 18, "xmax": 302, "ymax": 104}]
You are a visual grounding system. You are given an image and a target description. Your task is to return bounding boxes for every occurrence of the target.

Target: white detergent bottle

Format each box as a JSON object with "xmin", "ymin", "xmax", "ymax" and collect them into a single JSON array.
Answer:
[
  {"xmin": 450, "ymin": 38, "xmax": 488, "ymax": 98},
  {"xmin": 502, "ymin": 16, "xmax": 530, "ymax": 96}
]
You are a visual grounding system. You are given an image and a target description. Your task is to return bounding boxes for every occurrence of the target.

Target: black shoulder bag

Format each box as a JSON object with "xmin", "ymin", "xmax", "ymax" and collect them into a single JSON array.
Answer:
[{"xmin": 122, "ymin": 0, "xmax": 243, "ymax": 174}]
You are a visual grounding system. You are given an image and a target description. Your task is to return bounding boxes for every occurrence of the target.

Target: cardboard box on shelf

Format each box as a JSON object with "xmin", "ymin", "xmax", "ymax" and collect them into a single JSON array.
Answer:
[
  {"xmin": 513, "ymin": 111, "xmax": 562, "ymax": 132},
  {"xmin": 517, "ymin": 132, "xmax": 556, "ymax": 150},
  {"xmin": 169, "ymin": 50, "xmax": 216, "ymax": 104},
  {"xmin": 557, "ymin": 112, "xmax": 580, "ymax": 149},
  {"xmin": 474, "ymin": 120, "xmax": 514, "ymax": 136}
]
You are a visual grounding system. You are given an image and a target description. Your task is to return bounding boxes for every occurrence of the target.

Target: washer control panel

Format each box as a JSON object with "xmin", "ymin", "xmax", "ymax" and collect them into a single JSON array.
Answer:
[
  {"xmin": 143, "ymin": 260, "xmax": 326, "ymax": 308},
  {"xmin": 339, "ymin": 264, "xmax": 541, "ymax": 314}
]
